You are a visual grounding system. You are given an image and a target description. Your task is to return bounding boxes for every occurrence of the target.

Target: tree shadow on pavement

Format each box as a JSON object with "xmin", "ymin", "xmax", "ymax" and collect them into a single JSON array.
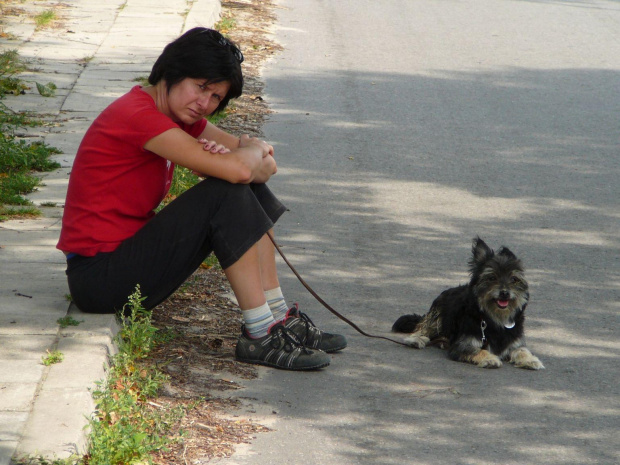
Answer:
[{"xmin": 254, "ymin": 65, "xmax": 619, "ymax": 465}]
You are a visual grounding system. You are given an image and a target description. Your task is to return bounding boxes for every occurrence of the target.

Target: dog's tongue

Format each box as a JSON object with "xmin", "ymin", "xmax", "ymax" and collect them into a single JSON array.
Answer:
[{"xmin": 497, "ymin": 300, "xmax": 509, "ymax": 308}]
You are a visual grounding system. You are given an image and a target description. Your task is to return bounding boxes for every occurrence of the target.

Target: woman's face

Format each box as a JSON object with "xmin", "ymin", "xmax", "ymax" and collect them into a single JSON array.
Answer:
[{"xmin": 166, "ymin": 78, "xmax": 231, "ymax": 124}]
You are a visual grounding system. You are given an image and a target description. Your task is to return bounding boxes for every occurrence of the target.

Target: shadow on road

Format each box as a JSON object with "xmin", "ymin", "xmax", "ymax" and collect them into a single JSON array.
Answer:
[{"xmin": 258, "ymin": 65, "xmax": 619, "ymax": 465}]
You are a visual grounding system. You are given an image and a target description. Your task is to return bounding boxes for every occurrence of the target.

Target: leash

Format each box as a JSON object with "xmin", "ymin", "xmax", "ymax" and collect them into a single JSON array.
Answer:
[{"xmin": 267, "ymin": 232, "xmax": 410, "ymax": 347}]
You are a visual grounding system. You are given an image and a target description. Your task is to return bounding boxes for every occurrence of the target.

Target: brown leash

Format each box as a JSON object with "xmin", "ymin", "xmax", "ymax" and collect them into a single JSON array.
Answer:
[{"xmin": 267, "ymin": 232, "xmax": 410, "ymax": 347}]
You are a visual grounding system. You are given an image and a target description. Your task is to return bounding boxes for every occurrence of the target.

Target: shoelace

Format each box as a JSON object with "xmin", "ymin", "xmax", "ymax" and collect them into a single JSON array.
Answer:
[
  {"xmin": 270, "ymin": 324, "xmax": 312, "ymax": 354},
  {"xmin": 298, "ymin": 311, "xmax": 316, "ymax": 328},
  {"xmin": 296, "ymin": 311, "xmax": 320, "ymax": 341}
]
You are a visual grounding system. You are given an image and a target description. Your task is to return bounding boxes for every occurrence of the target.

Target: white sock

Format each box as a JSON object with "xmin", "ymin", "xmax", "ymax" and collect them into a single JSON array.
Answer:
[
  {"xmin": 265, "ymin": 287, "xmax": 289, "ymax": 323},
  {"xmin": 242, "ymin": 302, "xmax": 276, "ymax": 339}
]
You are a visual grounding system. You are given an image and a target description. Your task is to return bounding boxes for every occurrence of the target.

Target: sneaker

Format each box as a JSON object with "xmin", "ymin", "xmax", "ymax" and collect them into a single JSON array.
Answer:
[
  {"xmin": 235, "ymin": 323, "xmax": 331, "ymax": 370},
  {"xmin": 283, "ymin": 304, "xmax": 348, "ymax": 353}
]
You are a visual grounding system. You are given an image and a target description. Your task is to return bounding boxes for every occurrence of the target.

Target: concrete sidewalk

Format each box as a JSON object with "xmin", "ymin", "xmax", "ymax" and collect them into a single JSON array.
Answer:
[{"xmin": 0, "ymin": 0, "xmax": 221, "ymax": 462}]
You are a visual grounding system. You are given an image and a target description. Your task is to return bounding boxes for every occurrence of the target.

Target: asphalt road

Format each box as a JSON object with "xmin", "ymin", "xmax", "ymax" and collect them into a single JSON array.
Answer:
[{"xmin": 228, "ymin": 1, "xmax": 620, "ymax": 464}]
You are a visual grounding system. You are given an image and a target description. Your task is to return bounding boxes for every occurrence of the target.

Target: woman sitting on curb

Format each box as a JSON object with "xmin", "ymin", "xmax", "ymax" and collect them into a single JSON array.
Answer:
[{"xmin": 56, "ymin": 27, "xmax": 346, "ymax": 371}]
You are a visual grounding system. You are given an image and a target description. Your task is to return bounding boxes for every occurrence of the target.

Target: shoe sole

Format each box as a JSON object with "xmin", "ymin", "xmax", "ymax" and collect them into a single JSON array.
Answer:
[
  {"xmin": 236, "ymin": 356, "xmax": 330, "ymax": 371},
  {"xmin": 323, "ymin": 343, "xmax": 347, "ymax": 353}
]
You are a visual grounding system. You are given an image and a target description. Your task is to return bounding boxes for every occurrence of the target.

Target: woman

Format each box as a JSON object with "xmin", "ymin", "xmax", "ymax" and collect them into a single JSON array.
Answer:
[{"xmin": 56, "ymin": 27, "xmax": 346, "ymax": 371}]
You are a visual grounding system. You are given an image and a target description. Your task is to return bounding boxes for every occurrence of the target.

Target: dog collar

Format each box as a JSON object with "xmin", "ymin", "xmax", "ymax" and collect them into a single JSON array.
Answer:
[{"xmin": 480, "ymin": 320, "xmax": 489, "ymax": 350}]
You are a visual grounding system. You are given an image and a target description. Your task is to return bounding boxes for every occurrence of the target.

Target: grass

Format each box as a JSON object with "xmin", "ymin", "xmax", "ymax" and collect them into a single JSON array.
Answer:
[
  {"xmin": 0, "ymin": 49, "xmax": 27, "ymax": 95},
  {"xmin": 0, "ymin": 137, "xmax": 62, "ymax": 212},
  {"xmin": 0, "ymin": 137, "xmax": 62, "ymax": 172},
  {"xmin": 17, "ymin": 287, "xmax": 186, "ymax": 465},
  {"xmin": 0, "ymin": 205, "xmax": 40, "ymax": 221},
  {"xmin": 34, "ymin": 10, "xmax": 57, "ymax": 29},
  {"xmin": 0, "ymin": 172, "xmax": 40, "ymax": 203},
  {"xmin": 0, "ymin": 107, "xmax": 41, "ymax": 129},
  {"xmin": 85, "ymin": 286, "xmax": 185, "ymax": 464},
  {"xmin": 42, "ymin": 350, "xmax": 64, "ymax": 366},
  {"xmin": 156, "ymin": 166, "xmax": 200, "ymax": 211},
  {"xmin": 202, "ymin": 252, "xmax": 221, "ymax": 269},
  {"xmin": 57, "ymin": 316, "xmax": 83, "ymax": 328},
  {"xmin": 214, "ymin": 15, "xmax": 236, "ymax": 34},
  {"xmin": 0, "ymin": 49, "xmax": 61, "ymax": 220}
]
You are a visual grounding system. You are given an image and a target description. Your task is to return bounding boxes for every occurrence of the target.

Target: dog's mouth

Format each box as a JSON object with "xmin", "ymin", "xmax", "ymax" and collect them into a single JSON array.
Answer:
[{"xmin": 495, "ymin": 300, "xmax": 516, "ymax": 328}]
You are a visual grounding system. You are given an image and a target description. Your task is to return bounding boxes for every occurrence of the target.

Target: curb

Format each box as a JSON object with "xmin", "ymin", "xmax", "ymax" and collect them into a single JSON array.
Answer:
[{"xmin": 0, "ymin": 0, "xmax": 222, "ymax": 461}]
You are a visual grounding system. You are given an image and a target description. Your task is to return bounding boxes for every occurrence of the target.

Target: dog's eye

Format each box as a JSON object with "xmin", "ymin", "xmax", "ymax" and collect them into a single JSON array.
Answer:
[{"xmin": 510, "ymin": 276, "xmax": 519, "ymax": 283}]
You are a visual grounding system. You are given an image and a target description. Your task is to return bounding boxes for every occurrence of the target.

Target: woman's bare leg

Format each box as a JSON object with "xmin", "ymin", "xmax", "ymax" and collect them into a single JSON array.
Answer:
[
  {"xmin": 257, "ymin": 229, "xmax": 280, "ymax": 291},
  {"xmin": 223, "ymin": 242, "xmax": 266, "ymax": 310}
]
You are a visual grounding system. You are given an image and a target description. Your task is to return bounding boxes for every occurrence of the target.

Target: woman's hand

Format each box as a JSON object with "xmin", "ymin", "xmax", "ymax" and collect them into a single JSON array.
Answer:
[
  {"xmin": 237, "ymin": 135, "xmax": 276, "ymax": 182},
  {"xmin": 192, "ymin": 136, "xmax": 275, "ymax": 182},
  {"xmin": 198, "ymin": 138, "xmax": 231, "ymax": 154},
  {"xmin": 252, "ymin": 153, "xmax": 277, "ymax": 183},
  {"xmin": 238, "ymin": 134, "xmax": 274, "ymax": 158},
  {"xmin": 190, "ymin": 139, "xmax": 231, "ymax": 177}
]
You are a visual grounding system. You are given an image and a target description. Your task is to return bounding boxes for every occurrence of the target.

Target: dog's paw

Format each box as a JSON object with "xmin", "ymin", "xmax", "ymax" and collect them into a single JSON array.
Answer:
[
  {"xmin": 473, "ymin": 350, "xmax": 502, "ymax": 368},
  {"xmin": 403, "ymin": 334, "xmax": 429, "ymax": 349},
  {"xmin": 511, "ymin": 348, "xmax": 545, "ymax": 370},
  {"xmin": 517, "ymin": 358, "xmax": 545, "ymax": 370},
  {"xmin": 478, "ymin": 357, "xmax": 502, "ymax": 369}
]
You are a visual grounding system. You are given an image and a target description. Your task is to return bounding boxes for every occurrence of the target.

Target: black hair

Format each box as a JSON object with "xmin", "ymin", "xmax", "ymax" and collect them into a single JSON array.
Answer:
[{"xmin": 148, "ymin": 27, "xmax": 244, "ymax": 114}]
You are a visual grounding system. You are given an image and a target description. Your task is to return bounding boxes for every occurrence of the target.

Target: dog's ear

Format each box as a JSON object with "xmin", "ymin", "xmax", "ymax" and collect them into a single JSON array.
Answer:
[
  {"xmin": 471, "ymin": 236, "xmax": 493, "ymax": 265},
  {"xmin": 497, "ymin": 246, "xmax": 517, "ymax": 260}
]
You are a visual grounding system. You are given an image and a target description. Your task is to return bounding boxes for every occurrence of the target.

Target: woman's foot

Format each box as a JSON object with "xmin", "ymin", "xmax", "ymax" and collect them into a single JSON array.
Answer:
[
  {"xmin": 283, "ymin": 304, "xmax": 348, "ymax": 353},
  {"xmin": 235, "ymin": 322, "xmax": 331, "ymax": 370}
]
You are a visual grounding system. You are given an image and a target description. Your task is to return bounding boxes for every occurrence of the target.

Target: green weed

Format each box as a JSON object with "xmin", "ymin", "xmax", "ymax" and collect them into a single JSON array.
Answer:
[
  {"xmin": 155, "ymin": 166, "xmax": 199, "ymax": 212},
  {"xmin": 215, "ymin": 15, "xmax": 236, "ymax": 33},
  {"xmin": 84, "ymin": 286, "xmax": 184, "ymax": 465},
  {"xmin": 0, "ymin": 205, "xmax": 41, "ymax": 220},
  {"xmin": 207, "ymin": 107, "xmax": 229, "ymax": 125},
  {"xmin": 0, "ymin": 138, "xmax": 61, "ymax": 173},
  {"xmin": 0, "ymin": 108, "xmax": 40, "ymax": 131},
  {"xmin": 35, "ymin": 81, "xmax": 57, "ymax": 97},
  {"xmin": 0, "ymin": 49, "xmax": 27, "ymax": 97},
  {"xmin": 0, "ymin": 50, "xmax": 61, "ymax": 219},
  {"xmin": 0, "ymin": 172, "xmax": 38, "ymax": 204},
  {"xmin": 14, "ymin": 455, "xmax": 81, "ymax": 465},
  {"xmin": 34, "ymin": 10, "xmax": 57, "ymax": 29},
  {"xmin": 57, "ymin": 316, "xmax": 83, "ymax": 328},
  {"xmin": 56, "ymin": 286, "xmax": 212, "ymax": 465},
  {"xmin": 132, "ymin": 75, "xmax": 149, "ymax": 86},
  {"xmin": 202, "ymin": 252, "xmax": 221, "ymax": 269},
  {"xmin": 42, "ymin": 350, "xmax": 64, "ymax": 366}
]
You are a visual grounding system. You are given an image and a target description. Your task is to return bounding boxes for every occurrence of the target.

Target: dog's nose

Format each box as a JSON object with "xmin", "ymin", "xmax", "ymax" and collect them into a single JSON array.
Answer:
[{"xmin": 499, "ymin": 290, "xmax": 510, "ymax": 300}]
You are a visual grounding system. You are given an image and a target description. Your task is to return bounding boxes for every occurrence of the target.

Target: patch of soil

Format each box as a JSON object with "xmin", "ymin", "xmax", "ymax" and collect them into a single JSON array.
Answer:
[
  {"xmin": 215, "ymin": 0, "xmax": 283, "ymax": 138},
  {"xmin": 148, "ymin": 1, "xmax": 283, "ymax": 463}
]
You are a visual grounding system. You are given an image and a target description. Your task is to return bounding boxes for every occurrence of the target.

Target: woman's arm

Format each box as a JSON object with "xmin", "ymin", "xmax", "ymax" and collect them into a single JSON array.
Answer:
[
  {"xmin": 199, "ymin": 122, "xmax": 241, "ymax": 149},
  {"xmin": 199, "ymin": 122, "xmax": 275, "ymax": 157},
  {"xmin": 144, "ymin": 128, "xmax": 276, "ymax": 184}
]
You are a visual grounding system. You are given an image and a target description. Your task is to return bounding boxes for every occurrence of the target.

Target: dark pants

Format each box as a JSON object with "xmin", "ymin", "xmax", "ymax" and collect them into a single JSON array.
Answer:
[{"xmin": 66, "ymin": 178, "xmax": 286, "ymax": 314}]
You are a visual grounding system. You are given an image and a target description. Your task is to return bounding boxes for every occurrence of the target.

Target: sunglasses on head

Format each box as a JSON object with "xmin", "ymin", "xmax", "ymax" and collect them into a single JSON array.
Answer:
[{"xmin": 200, "ymin": 28, "xmax": 244, "ymax": 64}]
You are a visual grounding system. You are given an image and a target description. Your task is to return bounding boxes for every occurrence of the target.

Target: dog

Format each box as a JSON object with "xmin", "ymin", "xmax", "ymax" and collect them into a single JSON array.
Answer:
[{"xmin": 392, "ymin": 237, "xmax": 544, "ymax": 370}]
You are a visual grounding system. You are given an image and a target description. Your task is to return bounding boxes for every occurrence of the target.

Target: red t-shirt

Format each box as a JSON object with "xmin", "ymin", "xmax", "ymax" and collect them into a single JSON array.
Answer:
[{"xmin": 56, "ymin": 86, "xmax": 207, "ymax": 256}]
